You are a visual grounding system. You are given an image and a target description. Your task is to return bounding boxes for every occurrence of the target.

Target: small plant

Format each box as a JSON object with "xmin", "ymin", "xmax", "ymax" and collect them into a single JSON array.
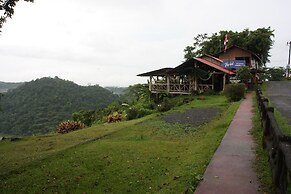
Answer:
[
  {"xmin": 107, "ymin": 112, "xmax": 123, "ymax": 123},
  {"xmin": 223, "ymin": 83, "xmax": 246, "ymax": 102},
  {"xmin": 57, "ymin": 120, "xmax": 85, "ymax": 134}
]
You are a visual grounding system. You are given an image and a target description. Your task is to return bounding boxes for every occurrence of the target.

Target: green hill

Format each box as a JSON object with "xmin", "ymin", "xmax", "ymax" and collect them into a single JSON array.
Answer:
[
  {"xmin": 105, "ymin": 86, "xmax": 127, "ymax": 95},
  {"xmin": 0, "ymin": 95, "xmax": 240, "ymax": 193},
  {"xmin": 0, "ymin": 77, "xmax": 119, "ymax": 135},
  {"xmin": 0, "ymin": 81, "xmax": 23, "ymax": 93}
]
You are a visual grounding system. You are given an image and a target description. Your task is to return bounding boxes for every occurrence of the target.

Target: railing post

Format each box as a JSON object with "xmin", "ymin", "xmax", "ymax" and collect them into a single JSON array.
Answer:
[{"xmin": 256, "ymin": 88, "xmax": 291, "ymax": 194}]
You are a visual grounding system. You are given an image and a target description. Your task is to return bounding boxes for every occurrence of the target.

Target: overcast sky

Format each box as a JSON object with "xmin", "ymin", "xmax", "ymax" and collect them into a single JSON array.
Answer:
[{"xmin": 0, "ymin": 0, "xmax": 290, "ymax": 87}]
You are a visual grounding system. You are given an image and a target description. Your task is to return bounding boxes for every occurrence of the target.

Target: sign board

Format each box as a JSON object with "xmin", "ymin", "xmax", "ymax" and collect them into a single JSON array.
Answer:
[{"xmin": 223, "ymin": 60, "xmax": 246, "ymax": 69}]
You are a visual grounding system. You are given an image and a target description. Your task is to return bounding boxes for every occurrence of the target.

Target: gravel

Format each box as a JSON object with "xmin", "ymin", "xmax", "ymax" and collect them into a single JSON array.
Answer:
[{"xmin": 163, "ymin": 108, "xmax": 221, "ymax": 127}]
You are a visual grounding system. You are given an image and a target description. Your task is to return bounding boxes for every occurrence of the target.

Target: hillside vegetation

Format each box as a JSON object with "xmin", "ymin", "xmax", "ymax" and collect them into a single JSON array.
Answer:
[
  {"xmin": 0, "ymin": 77, "xmax": 118, "ymax": 135},
  {"xmin": 0, "ymin": 95, "xmax": 240, "ymax": 193},
  {"xmin": 0, "ymin": 81, "xmax": 23, "ymax": 93}
]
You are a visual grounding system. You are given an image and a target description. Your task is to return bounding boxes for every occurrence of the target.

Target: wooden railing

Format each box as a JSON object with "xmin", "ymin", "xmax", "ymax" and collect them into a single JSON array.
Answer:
[
  {"xmin": 151, "ymin": 83, "xmax": 213, "ymax": 94},
  {"xmin": 256, "ymin": 89, "xmax": 291, "ymax": 194}
]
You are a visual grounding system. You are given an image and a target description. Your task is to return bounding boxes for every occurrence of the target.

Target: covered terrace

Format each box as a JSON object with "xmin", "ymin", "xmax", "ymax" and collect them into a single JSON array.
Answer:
[{"xmin": 137, "ymin": 57, "xmax": 234, "ymax": 95}]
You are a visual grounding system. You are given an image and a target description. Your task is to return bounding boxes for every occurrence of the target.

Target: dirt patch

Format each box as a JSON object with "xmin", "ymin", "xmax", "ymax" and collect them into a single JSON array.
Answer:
[{"xmin": 163, "ymin": 108, "xmax": 221, "ymax": 128}]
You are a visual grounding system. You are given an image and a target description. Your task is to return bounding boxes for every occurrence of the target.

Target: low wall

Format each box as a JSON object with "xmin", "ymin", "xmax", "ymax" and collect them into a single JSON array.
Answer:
[{"xmin": 256, "ymin": 89, "xmax": 291, "ymax": 194}]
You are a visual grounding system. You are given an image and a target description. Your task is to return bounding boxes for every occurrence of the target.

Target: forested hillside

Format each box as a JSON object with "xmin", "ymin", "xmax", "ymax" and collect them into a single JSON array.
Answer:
[
  {"xmin": 0, "ymin": 81, "xmax": 23, "ymax": 93},
  {"xmin": 0, "ymin": 77, "xmax": 119, "ymax": 135}
]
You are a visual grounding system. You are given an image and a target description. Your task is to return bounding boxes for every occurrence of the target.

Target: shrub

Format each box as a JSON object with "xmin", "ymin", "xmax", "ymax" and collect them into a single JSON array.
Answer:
[
  {"xmin": 157, "ymin": 97, "xmax": 174, "ymax": 112},
  {"xmin": 126, "ymin": 107, "xmax": 152, "ymax": 120},
  {"xmin": 57, "ymin": 120, "xmax": 85, "ymax": 134},
  {"xmin": 223, "ymin": 83, "xmax": 246, "ymax": 102},
  {"xmin": 72, "ymin": 110, "xmax": 96, "ymax": 127}
]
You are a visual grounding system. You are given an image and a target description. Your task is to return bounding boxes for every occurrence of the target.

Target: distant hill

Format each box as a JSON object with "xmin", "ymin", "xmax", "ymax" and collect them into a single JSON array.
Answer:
[
  {"xmin": 0, "ymin": 81, "xmax": 23, "ymax": 93},
  {"xmin": 105, "ymin": 86, "xmax": 127, "ymax": 95},
  {"xmin": 0, "ymin": 77, "xmax": 119, "ymax": 135}
]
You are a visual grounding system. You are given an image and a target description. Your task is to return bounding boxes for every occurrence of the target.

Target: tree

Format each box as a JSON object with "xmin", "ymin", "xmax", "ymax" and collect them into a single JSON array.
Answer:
[
  {"xmin": 265, "ymin": 67, "xmax": 285, "ymax": 81},
  {"xmin": 184, "ymin": 27, "xmax": 274, "ymax": 66},
  {"xmin": 236, "ymin": 66, "xmax": 252, "ymax": 84},
  {"xmin": 0, "ymin": 0, "xmax": 33, "ymax": 31},
  {"xmin": 183, "ymin": 33, "xmax": 207, "ymax": 59}
]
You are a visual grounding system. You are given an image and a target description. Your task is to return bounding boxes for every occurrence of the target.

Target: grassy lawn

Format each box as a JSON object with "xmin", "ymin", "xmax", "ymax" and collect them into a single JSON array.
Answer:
[{"xmin": 0, "ymin": 95, "xmax": 240, "ymax": 193}]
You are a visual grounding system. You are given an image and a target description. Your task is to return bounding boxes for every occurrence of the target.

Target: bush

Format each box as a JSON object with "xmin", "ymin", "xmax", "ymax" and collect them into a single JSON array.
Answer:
[
  {"xmin": 57, "ymin": 120, "xmax": 85, "ymax": 134},
  {"xmin": 72, "ymin": 110, "xmax": 96, "ymax": 127},
  {"xmin": 157, "ymin": 97, "xmax": 174, "ymax": 112},
  {"xmin": 223, "ymin": 83, "xmax": 246, "ymax": 102},
  {"xmin": 126, "ymin": 107, "xmax": 152, "ymax": 120}
]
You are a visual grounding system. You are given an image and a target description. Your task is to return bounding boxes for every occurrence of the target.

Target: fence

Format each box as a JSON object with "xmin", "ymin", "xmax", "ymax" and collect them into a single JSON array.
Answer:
[{"xmin": 256, "ymin": 89, "xmax": 291, "ymax": 194}]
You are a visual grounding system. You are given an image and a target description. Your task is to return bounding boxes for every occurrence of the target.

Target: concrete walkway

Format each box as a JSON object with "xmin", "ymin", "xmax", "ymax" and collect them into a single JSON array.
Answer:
[{"xmin": 195, "ymin": 93, "xmax": 261, "ymax": 194}]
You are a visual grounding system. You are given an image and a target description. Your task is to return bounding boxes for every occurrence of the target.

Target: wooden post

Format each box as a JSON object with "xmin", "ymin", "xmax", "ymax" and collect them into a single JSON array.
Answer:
[
  {"xmin": 149, "ymin": 76, "xmax": 152, "ymax": 91},
  {"xmin": 167, "ymin": 76, "xmax": 170, "ymax": 93},
  {"xmin": 212, "ymin": 73, "xmax": 215, "ymax": 90},
  {"xmin": 223, "ymin": 74, "xmax": 226, "ymax": 91}
]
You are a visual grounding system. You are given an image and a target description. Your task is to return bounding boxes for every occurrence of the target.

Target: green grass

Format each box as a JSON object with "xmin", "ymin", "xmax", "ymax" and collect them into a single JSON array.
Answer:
[
  {"xmin": 0, "ymin": 95, "xmax": 240, "ymax": 193},
  {"xmin": 252, "ymin": 94, "xmax": 274, "ymax": 193}
]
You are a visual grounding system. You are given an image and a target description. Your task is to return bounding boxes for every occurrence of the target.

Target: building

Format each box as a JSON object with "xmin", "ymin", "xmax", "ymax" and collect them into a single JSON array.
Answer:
[
  {"xmin": 137, "ymin": 56, "xmax": 234, "ymax": 95},
  {"xmin": 215, "ymin": 45, "xmax": 263, "ymax": 84},
  {"xmin": 137, "ymin": 45, "xmax": 261, "ymax": 95}
]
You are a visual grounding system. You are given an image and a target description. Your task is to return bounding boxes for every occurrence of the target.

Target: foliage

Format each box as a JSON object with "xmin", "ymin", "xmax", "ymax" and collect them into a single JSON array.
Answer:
[
  {"xmin": 236, "ymin": 66, "xmax": 252, "ymax": 84},
  {"xmin": 0, "ymin": 95, "xmax": 240, "ymax": 193},
  {"xmin": 105, "ymin": 86, "xmax": 127, "ymax": 95},
  {"xmin": 157, "ymin": 97, "xmax": 174, "ymax": 112},
  {"xmin": 107, "ymin": 111, "xmax": 123, "ymax": 123},
  {"xmin": 0, "ymin": 81, "xmax": 23, "ymax": 93},
  {"xmin": 0, "ymin": 77, "xmax": 119, "ymax": 135},
  {"xmin": 184, "ymin": 27, "xmax": 274, "ymax": 66},
  {"xmin": 125, "ymin": 106, "xmax": 153, "ymax": 120},
  {"xmin": 183, "ymin": 33, "xmax": 208, "ymax": 59},
  {"xmin": 0, "ymin": 0, "xmax": 33, "ymax": 31},
  {"xmin": 122, "ymin": 84, "xmax": 154, "ymax": 109},
  {"xmin": 72, "ymin": 110, "xmax": 96, "ymax": 127},
  {"xmin": 56, "ymin": 120, "xmax": 85, "ymax": 134},
  {"xmin": 264, "ymin": 67, "xmax": 286, "ymax": 81},
  {"xmin": 223, "ymin": 83, "xmax": 246, "ymax": 102}
]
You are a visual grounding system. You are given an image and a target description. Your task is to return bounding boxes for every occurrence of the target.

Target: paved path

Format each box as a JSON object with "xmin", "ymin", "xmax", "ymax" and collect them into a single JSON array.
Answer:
[
  {"xmin": 267, "ymin": 81, "xmax": 291, "ymax": 124},
  {"xmin": 194, "ymin": 93, "xmax": 261, "ymax": 194}
]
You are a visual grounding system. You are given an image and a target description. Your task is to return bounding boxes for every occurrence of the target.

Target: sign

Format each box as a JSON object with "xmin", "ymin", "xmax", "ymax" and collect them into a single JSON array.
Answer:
[{"xmin": 223, "ymin": 60, "xmax": 246, "ymax": 69}]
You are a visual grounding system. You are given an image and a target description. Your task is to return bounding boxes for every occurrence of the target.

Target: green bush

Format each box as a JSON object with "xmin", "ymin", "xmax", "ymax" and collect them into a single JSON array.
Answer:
[
  {"xmin": 126, "ymin": 107, "xmax": 152, "ymax": 120},
  {"xmin": 72, "ymin": 110, "xmax": 96, "ymax": 127},
  {"xmin": 57, "ymin": 120, "xmax": 85, "ymax": 134},
  {"xmin": 157, "ymin": 97, "xmax": 174, "ymax": 112},
  {"xmin": 223, "ymin": 83, "xmax": 246, "ymax": 102}
]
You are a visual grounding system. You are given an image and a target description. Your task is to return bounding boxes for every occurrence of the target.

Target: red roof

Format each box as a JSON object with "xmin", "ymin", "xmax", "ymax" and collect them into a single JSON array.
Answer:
[
  {"xmin": 201, "ymin": 54, "xmax": 223, "ymax": 63},
  {"xmin": 194, "ymin": 57, "xmax": 235, "ymax": 75}
]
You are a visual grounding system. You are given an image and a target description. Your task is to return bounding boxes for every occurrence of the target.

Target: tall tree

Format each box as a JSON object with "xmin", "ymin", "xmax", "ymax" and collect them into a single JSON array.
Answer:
[
  {"xmin": 184, "ymin": 27, "xmax": 274, "ymax": 66},
  {"xmin": 0, "ymin": 0, "xmax": 33, "ymax": 31}
]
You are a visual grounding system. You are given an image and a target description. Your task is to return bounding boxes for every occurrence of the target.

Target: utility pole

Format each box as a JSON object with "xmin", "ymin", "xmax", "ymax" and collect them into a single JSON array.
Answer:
[{"xmin": 287, "ymin": 41, "xmax": 291, "ymax": 78}]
